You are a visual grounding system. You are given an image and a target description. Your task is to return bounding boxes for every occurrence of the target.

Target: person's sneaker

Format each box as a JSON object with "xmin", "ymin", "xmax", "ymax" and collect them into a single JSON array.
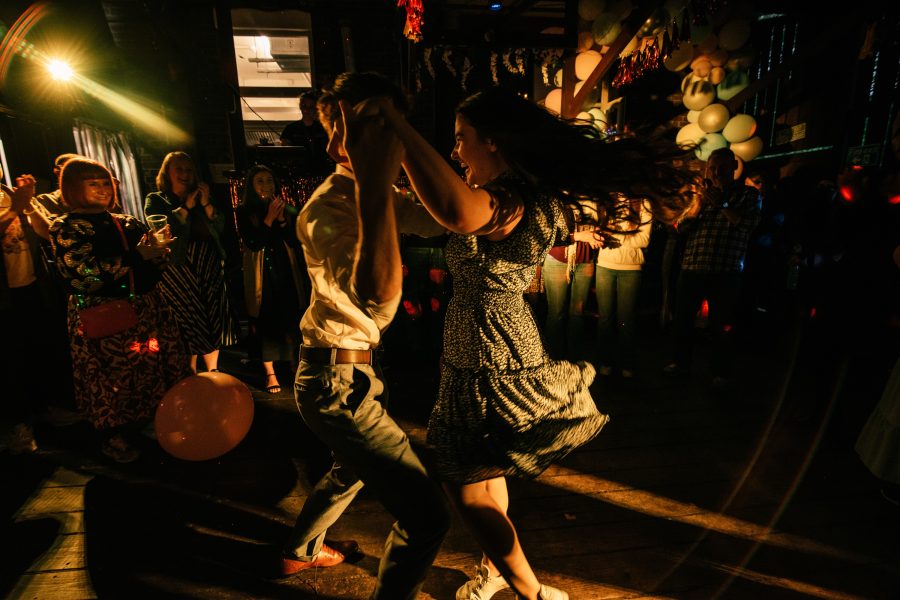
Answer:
[
  {"xmin": 101, "ymin": 434, "xmax": 140, "ymax": 463},
  {"xmin": 621, "ymin": 369, "xmax": 635, "ymax": 379},
  {"xmin": 538, "ymin": 584, "xmax": 569, "ymax": 600},
  {"xmin": 597, "ymin": 365, "xmax": 613, "ymax": 376},
  {"xmin": 9, "ymin": 423, "xmax": 37, "ymax": 454},
  {"xmin": 456, "ymin": 559, "xmax": 510, "ymax": 600}
]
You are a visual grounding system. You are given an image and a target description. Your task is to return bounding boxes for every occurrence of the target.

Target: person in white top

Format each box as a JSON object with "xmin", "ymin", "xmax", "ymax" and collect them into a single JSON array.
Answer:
[
  {"xmin": 595, "ymin": 198, "xmax": 653, "ymax": 377},
  {"xmin": 280, "ymin": 72, "xmax": 450, "ymax": 600}
]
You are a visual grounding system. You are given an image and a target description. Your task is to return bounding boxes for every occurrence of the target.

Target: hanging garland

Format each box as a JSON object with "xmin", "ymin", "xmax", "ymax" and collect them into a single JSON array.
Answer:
[{"xmin": 397, "ymin": 0, "xmax": 424, "ymax": 43}]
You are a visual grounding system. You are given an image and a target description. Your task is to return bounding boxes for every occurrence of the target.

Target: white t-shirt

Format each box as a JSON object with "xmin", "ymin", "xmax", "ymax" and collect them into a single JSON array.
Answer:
[
  {"xmin": 0, "ymin": 187, "xmax": 36, "ymax": 288},
  {"xmin": 296, "ymin": 165, "xmax": 445, "ymax": 349}
]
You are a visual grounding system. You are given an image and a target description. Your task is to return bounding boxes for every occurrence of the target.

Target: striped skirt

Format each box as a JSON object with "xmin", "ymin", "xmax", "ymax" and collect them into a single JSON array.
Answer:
[{"xmin": 159, "ymin": 240, "xmax": 237, "ymax": 355}]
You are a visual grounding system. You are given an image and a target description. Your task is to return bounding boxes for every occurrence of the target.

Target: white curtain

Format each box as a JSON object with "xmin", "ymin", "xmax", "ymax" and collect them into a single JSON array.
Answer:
[{"xmin": 72, "ymin": 121, "xmax": 144, "ymax": 221}]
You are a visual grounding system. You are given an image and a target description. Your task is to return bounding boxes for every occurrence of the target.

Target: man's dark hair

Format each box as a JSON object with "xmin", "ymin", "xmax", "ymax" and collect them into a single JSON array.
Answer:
[
  {"xmin": 317, "ymin": 72, "xmax": 407, "ymax": 130},
  {"xmin": 299, "ymin": 91, "xmax": 318, "ymax": 104}
]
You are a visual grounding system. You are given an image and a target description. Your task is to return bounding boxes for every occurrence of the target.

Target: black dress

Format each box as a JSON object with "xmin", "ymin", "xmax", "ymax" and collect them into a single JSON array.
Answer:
[{"xmin": 426, "ymin": 175, "xmax": 610, "ymax": 484}]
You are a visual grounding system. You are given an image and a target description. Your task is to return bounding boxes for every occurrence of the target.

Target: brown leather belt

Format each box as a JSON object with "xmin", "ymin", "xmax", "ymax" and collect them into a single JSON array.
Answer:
[{"xmin": 300, "ymin": 346, "xmax": 373, "ymax": 365}]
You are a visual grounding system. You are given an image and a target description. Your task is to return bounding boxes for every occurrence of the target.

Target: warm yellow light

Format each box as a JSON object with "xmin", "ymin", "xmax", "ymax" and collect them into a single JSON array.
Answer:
[{"xmin": 47, "ymin": 59, "xmax": 73, "ymax": 81}]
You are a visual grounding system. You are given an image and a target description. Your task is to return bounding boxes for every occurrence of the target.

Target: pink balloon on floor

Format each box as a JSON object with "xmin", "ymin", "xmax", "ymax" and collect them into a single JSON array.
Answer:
[{"xmin": 155, "ymin": 372, "xmax": 254, "ymax": 461}]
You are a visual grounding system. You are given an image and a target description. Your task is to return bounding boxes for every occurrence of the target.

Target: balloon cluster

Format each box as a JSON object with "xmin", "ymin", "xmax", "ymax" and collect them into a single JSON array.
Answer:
[
  {"xmin": 539, "ymin": 0, "xmax": 638, "ymax": 133},
  {"xmin": 667, "ymin": 4, "xmax": 763, "ymax": 168}
]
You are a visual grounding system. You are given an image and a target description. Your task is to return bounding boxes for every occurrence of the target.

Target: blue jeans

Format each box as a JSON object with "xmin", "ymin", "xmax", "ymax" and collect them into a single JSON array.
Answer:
[
  {"xmin": 286, "ymin": 359, "xmax": 450, "ymax": 599},
  {"xmin": 542, "ymin": 256, "xmax": 595, "ymax": 360},
  {"xmin": 595, "ymin": 267, "xmax": 642, "ymax": 370}
]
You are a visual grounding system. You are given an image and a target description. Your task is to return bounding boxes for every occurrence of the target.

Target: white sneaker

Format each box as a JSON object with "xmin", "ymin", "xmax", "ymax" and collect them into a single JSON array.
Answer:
[
  {"xmin": 456, "ymin": 559, "xmax": 510, "ymax": 600},
  {"xmin": 538, "ymin": 584, "xmax": 569, "ymax": 600}
]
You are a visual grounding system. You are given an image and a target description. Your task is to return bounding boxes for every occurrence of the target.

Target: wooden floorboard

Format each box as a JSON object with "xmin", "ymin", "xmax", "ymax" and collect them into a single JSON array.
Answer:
[{"xmin": 2, "ymin": 327, "xmax": 898, "ymax": 599}]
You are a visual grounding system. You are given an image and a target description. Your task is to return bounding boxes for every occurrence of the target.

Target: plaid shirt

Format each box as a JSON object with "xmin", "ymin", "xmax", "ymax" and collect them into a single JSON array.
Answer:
[{"xmin": 680, "ymin": 183, "xmax": 760, "ymax": 273}]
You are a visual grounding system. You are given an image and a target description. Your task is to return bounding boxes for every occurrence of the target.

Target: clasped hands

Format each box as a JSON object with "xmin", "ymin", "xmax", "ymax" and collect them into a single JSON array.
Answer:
[
  {"xmin": 572, "ymin": 228, "xmax": 612, "ymax": 250},
  {"xmin": 339, "ymin": 97, "xmax": 404, "ymax": 188},
  {"xmin": 264, "ymin": 194, "xmax": 288, "ymax": 226},
  {"xmin": 184, "ymin": 182, "xmax": 211, "ymax": 210}
]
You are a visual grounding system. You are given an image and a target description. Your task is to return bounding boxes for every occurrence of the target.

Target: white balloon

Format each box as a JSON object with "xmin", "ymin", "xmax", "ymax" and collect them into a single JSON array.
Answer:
[
  {"xmin": 719, "ymin": 19, "xmax": 751, "ymax": 51},
  {"xmin": 687, "ymin": 110, "xmax": 701, "ymax": 123},
  {"xmin": 575, "ymin": 50, "xmax": 603, "ymax": 81},
  {"xmin": 578, "ymin": 0, "xmax": 606, "ymax": 21},
  {"xmin": 698, "ymin": 103, "xmax": 730, "ymax": 132},
  {"xmin": 553, "ymin": 69, "xmax": 563, "ymax": 87},
  {"xmin": 695, "ymin": 133, "xmax": 728, "ymax": 161},
  {"xmin": 545, "ymin": 89, "xmax": 562, "ymax": 114},
  {"xmin": 588, "ymin": 107, "xmax": 607, "ymax": 125},
  {"xmin": 676, "ymin": 122, "xmax": 705, "ymax": 148},
  {"xmin": 722, "ymin": 114, "xmax": 757, "ymax": 142},
  {"xmin": 683, "ymin": 79, "xmax": 716, "ymax": 110},
  {"xmin": 729, "ymin": 136, "xmax": 764, "ymax": 161},
  {"xmin": 577, "ymin": 111, "xmax": 594, "ymax": 123}
]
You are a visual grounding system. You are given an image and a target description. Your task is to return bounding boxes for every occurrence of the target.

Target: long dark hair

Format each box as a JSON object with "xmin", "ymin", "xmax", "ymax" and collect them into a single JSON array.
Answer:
[
  {"xmin": 240, "ymin": 165, "xmax": 278, "ymax": 206},
  {"xmin": 239, "ymin": 165, "xmax": 278, "ymax": 227},
  {"xmin": 455, "ymin": 87, "xmax": 697, "ymax": 225}
]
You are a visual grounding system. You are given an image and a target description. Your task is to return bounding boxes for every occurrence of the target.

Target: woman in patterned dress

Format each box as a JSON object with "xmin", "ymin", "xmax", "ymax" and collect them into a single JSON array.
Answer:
[
  {"xmin": 144, "ymin": 152, "xmax": 236, "ymax": 373},
  {"xmin": 374, "ymin": 88, "xmax": 695, "ymax": 600},
  {"xmin": 51, "ymin": 159, "xmax": 191, "ymax": 462}
]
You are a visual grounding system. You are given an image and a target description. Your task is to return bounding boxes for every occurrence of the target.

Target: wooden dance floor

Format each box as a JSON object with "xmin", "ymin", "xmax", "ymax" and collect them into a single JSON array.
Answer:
[{"xmin": 2, "ymin": 324, "xmax": 898, "ymax": 599}]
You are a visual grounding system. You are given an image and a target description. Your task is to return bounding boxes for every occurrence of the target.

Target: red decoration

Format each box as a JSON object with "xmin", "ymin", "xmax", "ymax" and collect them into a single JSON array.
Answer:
[{"xmin": 398, "ymin": 0, "xmax": 424, "ymax": 43}]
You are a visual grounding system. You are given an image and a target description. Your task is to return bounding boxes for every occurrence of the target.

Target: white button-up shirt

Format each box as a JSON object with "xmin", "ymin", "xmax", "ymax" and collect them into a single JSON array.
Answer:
[{"xmin": 296, "ymin": 165, "xmax": 446, "ymax": 350}]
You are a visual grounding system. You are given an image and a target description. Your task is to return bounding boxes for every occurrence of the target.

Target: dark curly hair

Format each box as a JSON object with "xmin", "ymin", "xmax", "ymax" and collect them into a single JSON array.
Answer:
[{"xmin": 456, "ymin": 87, "xmax": 697, "ymax": 226}]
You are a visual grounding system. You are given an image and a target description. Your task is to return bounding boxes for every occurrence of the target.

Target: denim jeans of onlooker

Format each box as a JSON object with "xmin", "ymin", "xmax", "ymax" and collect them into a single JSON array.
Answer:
[
  {"xmin": 542, "ymin": 255, "xmax": 595, "ymax": 361},
  {"xmin": 595, "ymin": 266, "xmax": 642, "ymax": 371},
  {"xmin": 672, "ymin": 270, "xmax": 742, "ymax": 377},
  {"xmin": 286, "ymin": 360, "xmax": 450, "ymax": 599}
]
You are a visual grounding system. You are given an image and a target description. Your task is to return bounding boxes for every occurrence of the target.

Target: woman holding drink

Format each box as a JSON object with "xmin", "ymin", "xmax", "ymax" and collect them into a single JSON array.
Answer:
[{"xmin": 144, "ymin": 151, "xmax": 236, "ymax": 373}]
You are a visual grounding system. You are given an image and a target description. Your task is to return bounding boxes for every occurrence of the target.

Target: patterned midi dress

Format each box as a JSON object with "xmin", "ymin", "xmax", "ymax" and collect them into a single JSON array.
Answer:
[{"xmin": 426, "ymin": 175, "xmax": 610, "ymax": 484}]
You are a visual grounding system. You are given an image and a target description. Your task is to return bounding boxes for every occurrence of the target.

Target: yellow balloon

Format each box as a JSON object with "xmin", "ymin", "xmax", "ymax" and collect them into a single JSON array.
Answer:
[
  {"xmin": 722, "ymin": 114, "xmax": 757, "ymax": 142},
  {"xmin": 729, "ymin": 136, "xmax": 764, "ymax": 161},
  {"xmin": 545, "ymin": 89, "xmax": 562, "ymax": 114},
  {"xmin": 577, "ymin": 111, "xmax": 594, "ymax": 123},
  {"xmin": 676, "ymin": 122, "xmax": 705, "ymax": 148},
  {"xmin": 578, "ymin": 32, "xmax": 595, "ymax": 52},
  {"xmin": 683, "ymin": 79, "xmax": 716, "ymax": 110},
  {"xmin": 588, "ymin": 107, "xmax": 607, "ymax": 126},
  {"xmin": 698, "ymin": 103, "xmax": 730, "ymax": 133},
  {"xmin": 575, "ymin": 50, "xmax": 603, "ymax": 80}
]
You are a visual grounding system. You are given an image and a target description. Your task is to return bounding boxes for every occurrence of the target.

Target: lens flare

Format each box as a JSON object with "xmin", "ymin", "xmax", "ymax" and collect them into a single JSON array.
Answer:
[{"xmin": 47, "ymin": 58, "xmax": 72, "ymax": 81}]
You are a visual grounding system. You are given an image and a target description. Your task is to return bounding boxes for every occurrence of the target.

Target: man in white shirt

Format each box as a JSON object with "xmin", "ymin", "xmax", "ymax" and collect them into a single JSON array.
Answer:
[{"xmin": 281, "ymin": 72, "xmax": 449, "ymax": 600}]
